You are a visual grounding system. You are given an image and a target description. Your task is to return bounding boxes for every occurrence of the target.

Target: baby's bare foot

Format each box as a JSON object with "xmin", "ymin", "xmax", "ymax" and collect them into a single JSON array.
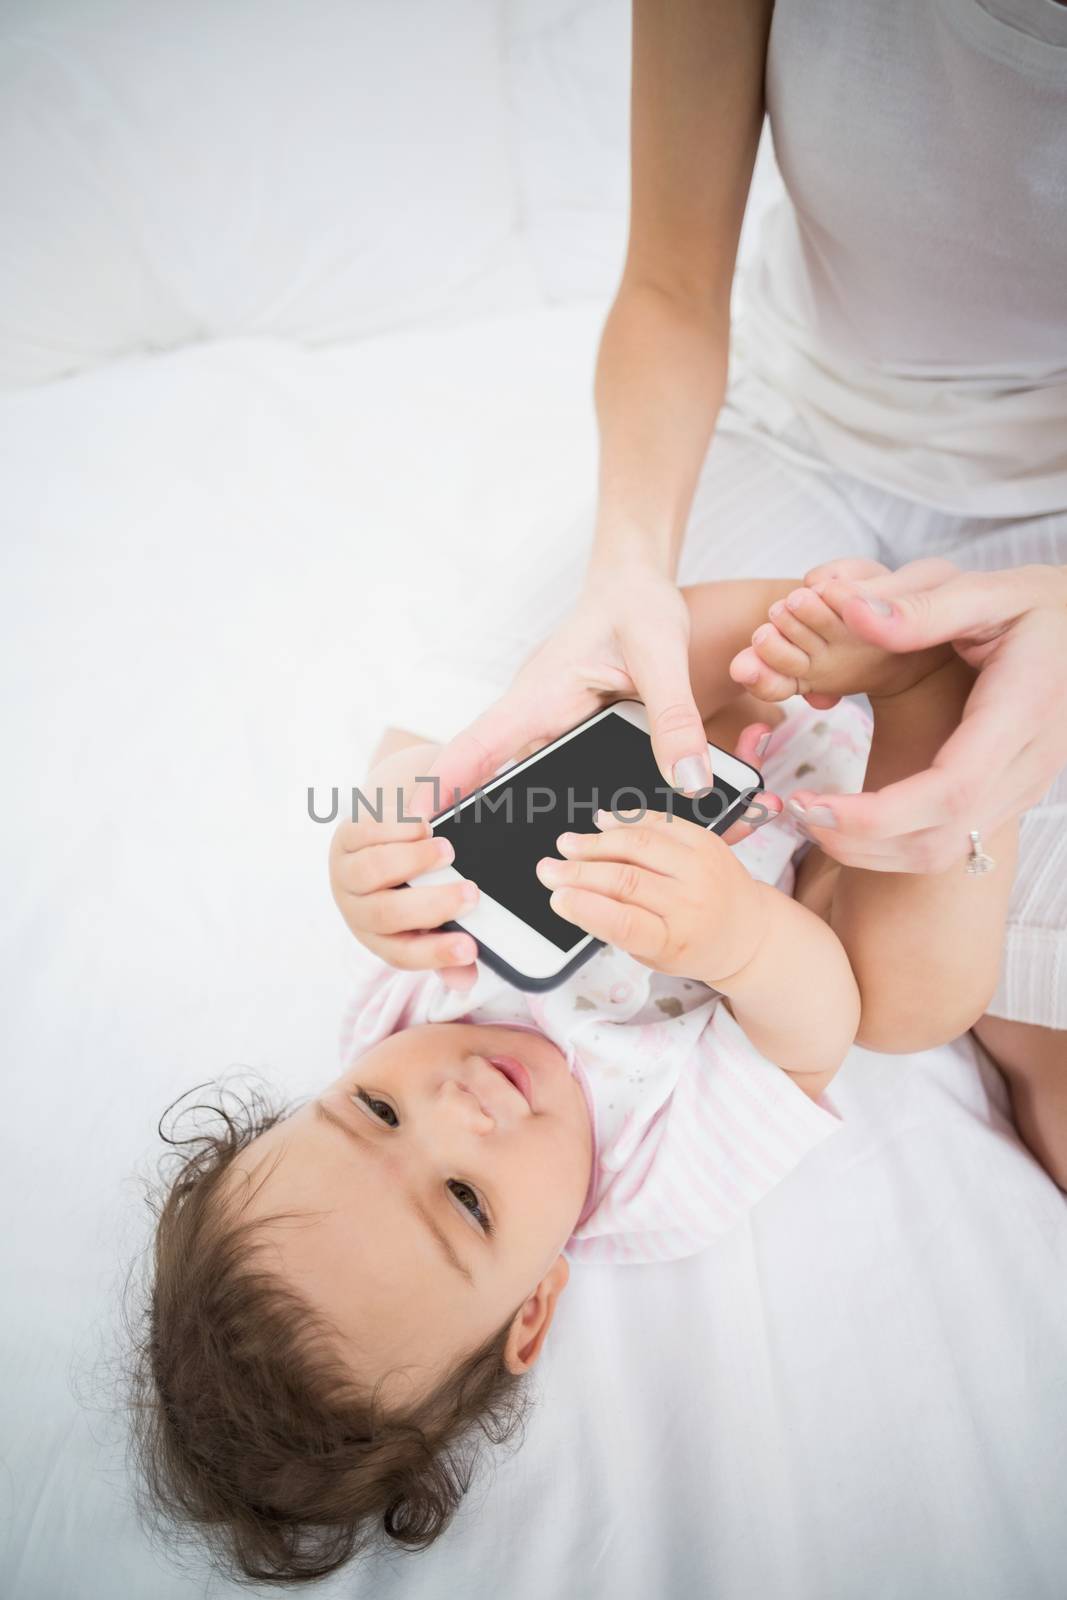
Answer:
[{"xmin": 729, "ymin": 577, "xmax": 953, "ymax": 703}]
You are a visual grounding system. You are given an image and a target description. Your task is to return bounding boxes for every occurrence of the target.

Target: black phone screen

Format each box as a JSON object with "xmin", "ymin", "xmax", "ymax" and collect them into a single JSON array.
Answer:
[{"xmin": 432, "ymin": 713, "xmax": 754, "ymax": 954}]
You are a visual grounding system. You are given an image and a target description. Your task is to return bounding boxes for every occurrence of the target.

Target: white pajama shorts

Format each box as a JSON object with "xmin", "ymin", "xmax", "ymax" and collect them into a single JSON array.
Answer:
[{"xmin": 675, "ymin": 392, "xmax": 1067, "ymax": 1030}]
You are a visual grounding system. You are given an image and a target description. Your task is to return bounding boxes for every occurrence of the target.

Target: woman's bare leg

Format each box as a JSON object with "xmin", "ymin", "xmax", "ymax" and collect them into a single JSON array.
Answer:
[{"xmin": 973, "ymin": 1016, "xmax": 1067, "ymax": 1190}]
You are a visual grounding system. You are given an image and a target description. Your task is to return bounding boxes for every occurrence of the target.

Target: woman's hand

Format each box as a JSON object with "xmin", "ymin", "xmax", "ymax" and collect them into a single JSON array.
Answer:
[
  {"xmin": 533, "ymin": 805, "xmax": 768, "ymax": 987},
  {"xmin": 406, "ymin": 561, "xmax": 716, "ymax": 822},
  {"xmin": 786, "ymin": 559, "xmax": 1067, "ymax": 872}
]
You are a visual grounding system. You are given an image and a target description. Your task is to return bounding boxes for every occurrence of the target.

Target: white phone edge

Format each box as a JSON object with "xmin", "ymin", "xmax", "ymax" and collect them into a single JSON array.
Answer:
[{"xmin": 409, "ymin": 700, "xmax": 762, "ymax": 984}]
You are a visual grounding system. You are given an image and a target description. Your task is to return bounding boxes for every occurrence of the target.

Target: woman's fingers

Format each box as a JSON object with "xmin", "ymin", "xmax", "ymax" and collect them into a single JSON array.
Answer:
[
  {"xmin": 731, "ymin": 720, "xmax": 773, "ymax": 771},
  {"xmin": 720, "ymin": 788, "xmax": 783, "ymax": 845},
  {"xmin": 803, "ymin": 556, "xmax": 892, "ymax": 587},
  {"xmin": 406, "ymin": 684, "xmax": 551, "ymax": 820},
  {"xmin": 618, "ymin": 606, "xmax": 713, "ymax": 795},
  {"xmin": 839, "ymin": 564, "xmax": 1067, "ymax": 653}
]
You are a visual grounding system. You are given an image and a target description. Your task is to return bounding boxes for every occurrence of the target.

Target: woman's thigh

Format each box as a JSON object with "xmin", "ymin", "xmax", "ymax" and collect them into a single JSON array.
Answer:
[
  {"xmin": 682, "ymin": 428, "xmax": 1067, "ymax": 1030},
  {"xmin": 889, "ymin": 505, "xmax": 1067, "ymax": 1029},
  {"xmin": 827, "ymin": 487, "xmax": 1067, "ymax": 1030},
  {"xmin": 677, "ymin": 424, "xmax": 882, "ymax": 585}
]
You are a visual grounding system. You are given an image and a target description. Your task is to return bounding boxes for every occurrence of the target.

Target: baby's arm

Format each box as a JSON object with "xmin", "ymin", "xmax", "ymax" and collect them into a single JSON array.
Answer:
[
  {"xmin": 712, "ymin": 884, "xmax": 860, "ymax": 1099},
  {"xmin": 538, "ymin": 810, "xmax": 859, "ymax": 1100}
]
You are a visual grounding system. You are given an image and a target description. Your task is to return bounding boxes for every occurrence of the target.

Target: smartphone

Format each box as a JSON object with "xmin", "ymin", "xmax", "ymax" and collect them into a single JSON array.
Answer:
[{"xmin": 406, "ymin": 700, "xmax": 763, "ymax": 992}]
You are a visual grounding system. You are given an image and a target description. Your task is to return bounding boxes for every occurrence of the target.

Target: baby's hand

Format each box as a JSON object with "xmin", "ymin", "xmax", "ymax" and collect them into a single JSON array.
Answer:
[
  {"xmin": 328, "ymin": 741, "xmax": 480, "ymax": 977},
  {"xmin": 535, "ymin": 807, "xmax": 767, "ymax": 986}
]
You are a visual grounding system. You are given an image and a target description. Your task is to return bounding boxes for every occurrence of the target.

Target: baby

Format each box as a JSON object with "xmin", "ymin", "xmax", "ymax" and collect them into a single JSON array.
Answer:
[{"xmin": 130, "ymin": 568, "xmax": 1017, "ymax": 1586}]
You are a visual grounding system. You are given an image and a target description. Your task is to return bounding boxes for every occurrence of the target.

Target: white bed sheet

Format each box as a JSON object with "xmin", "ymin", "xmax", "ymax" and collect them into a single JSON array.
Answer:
[{"xmin": 2, "ymin": 303, "xmax": 1066, "ymax": 1600}]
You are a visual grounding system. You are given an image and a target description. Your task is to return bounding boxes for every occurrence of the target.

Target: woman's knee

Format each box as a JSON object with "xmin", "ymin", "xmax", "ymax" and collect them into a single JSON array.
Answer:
[{"xmin": 975, "ymin": 1013, "xmax": 1067, "ymax": 1189}]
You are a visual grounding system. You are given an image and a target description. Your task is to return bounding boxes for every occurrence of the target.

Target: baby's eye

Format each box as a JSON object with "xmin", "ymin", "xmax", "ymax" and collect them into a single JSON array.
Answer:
[
  {"xmin": 353, "ymin": 1088, "xmax": 398, "ymax": 1127},
  {"xmin": 448, "ymin": 1180, "xmax": 494, "ymax": 1236}
]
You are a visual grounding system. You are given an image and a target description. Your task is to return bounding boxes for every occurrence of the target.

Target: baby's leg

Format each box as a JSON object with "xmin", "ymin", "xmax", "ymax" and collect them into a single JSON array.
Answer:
[
  {"xmin": 683, "ymin": 579, "xmax": 796, "ymax": 720},
  {"xmin": 768, "ymin": 584, "xmax": 1019, "ymax": 1053}
]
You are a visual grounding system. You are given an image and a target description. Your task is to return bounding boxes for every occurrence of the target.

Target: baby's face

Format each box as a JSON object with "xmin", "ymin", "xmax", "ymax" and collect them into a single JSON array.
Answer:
[{"xmin": 228, "ymin": 1022, "xmax": 593, "ymax": 1406}]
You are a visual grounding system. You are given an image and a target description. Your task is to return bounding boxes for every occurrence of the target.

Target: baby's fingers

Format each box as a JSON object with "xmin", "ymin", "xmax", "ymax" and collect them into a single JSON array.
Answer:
[
  {"xmin": 356, "ymin": 879, "xmax": 480, "ymax": 937},
  {"xmin": 547, "ymin": 885, "xmax": 665, "ymax": 962},
  {"xmin": 370, "ymin": 928, "xmax": 480, "ymax": 974},
  {"xmin": 332, "ymin": 814, "xmax": 430, "ymax": 854},
  {"xmin": 334, "ymin": 833, "xmax": 455, "ymax": 895},
  {"xmin": 535, "ymin": 854, "xmax": 675, "ymax": 915}
]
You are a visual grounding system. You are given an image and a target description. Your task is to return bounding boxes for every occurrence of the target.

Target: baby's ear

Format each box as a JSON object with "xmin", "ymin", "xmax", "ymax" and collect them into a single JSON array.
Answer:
[{"xmin": 503, "ymin": 1259, "xmax": 570, "ymax": 1374}]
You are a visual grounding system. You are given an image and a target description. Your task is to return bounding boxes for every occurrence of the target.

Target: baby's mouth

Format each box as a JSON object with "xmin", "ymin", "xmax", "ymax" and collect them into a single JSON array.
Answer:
[{"xmin": 483, "ymin": 1054, "xmax": 534, "ymax": 1111}]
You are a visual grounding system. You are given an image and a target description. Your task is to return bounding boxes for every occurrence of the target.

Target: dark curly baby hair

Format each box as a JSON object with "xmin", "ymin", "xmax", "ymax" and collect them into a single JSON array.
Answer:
[{"xmin": 124, "ymin": 1084, "xmax": 532, "ymax": 1586}]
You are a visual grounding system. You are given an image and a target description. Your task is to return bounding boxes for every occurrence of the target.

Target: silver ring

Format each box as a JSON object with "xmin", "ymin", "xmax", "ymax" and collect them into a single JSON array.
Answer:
[{"xmin": 965, "ymin": 829, "xmax": 995, "ymax": 875}]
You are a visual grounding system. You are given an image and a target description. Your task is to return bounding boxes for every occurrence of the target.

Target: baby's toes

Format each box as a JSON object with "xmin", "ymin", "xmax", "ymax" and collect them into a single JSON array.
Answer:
[
  {"xmin": 750, "ymin": 621, "xmax": 812, "ymax": 683},
  {"xmin": 768, "ymin": 592, "xmax": 828, "ymax": 654},
  {"xmin": 781, "ymin": 585, "xmax": 845, "ymax": 643},
  {"xmin": 806, "ymin": 576, "xmax": 864, "ymax": 632},
  {"xmin": 729, "ymin": 644, "xmax": 798, "ymax": 703}
]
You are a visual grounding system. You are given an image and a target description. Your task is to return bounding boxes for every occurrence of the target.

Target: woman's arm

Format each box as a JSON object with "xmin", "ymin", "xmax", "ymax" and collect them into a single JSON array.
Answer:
[
  {"xmin": 407, "ymin": 1, "xmax": 774, "ymax": 815},
  {"xmin": 592, "ymin": 0, "xmax": 773, "ymax": 575}
]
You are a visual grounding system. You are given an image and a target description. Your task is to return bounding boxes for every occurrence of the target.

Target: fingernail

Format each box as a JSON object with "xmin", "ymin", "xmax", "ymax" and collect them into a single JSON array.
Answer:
[
  {"xmin": 460, "ymin": 880, "xmax": 479, "ymax": 905},
  {"xmin": 755, "ymin": 731, "xmax": 772, "ymax": 757},
  {"xmin": 862, "ymin": 595, "xmax": 893, "ymax": 617},
  {"xmin": 436, "ymin": 838, "xmax": 455, "ymax": 863},
  {"xmin": 451, "ymin": 937, "xmax": 475, "ymax": 960},
  {"xmin": 733, "ymin": 662, "xmax": 759, "ymax": 685},
  {"xmin": 673, "ymin": 755, "xmax": 712, "ymax": 794},
  {"xmin": 536, "ymin": 858, "xmax": 564, "ymax": 885},
  {"xmin": 769, "ymin": 601, "xmax": 786, "ymax": 619},
  {"xmin": 807, "ymin": 805, "xmax": 838, "ymax": 828},
  {"xmin": 557, "ymin": 832, "xmax": 578, "ymax": 852},
  {"xmin": 787, "ymin": 798, "xmax": 807, "ymax": 821}
]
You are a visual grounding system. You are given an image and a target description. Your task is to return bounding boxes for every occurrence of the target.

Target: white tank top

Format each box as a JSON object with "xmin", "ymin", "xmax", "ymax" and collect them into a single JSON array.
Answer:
[{"xmin": 730, "ymin": 0, "xmax": 1067, "ymax": 515}]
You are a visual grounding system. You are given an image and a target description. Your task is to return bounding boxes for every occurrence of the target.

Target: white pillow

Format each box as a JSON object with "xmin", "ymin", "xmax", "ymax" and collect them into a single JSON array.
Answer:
[
  {"xmin": 502, "ymin": 0, "xmax": 785, "ymax": 303},
  {"xmin": 503, "ymin": 0, "xmax": 632, "ymax": 303},
  {"xmin": 0, "ymin": 0, "xmax": 540, "ymax": 385}
]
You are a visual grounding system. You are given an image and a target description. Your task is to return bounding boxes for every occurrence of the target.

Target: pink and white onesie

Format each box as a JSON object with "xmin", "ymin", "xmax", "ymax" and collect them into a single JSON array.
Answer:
[{"xmin": 339, "ymin": 700, "xmax": 872, "ymax": 1266}]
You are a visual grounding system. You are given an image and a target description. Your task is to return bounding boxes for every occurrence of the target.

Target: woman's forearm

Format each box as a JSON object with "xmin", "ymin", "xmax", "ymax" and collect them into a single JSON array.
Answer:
[{"xmin": 590, "ymin": 278, "xmax": 731, "ymax": 578}]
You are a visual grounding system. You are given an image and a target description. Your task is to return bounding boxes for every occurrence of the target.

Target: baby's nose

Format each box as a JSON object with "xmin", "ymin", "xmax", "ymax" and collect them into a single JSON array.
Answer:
[{"xmin": 447, "ymin": 1079, "xmax": 495, "ymax": 1126}]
